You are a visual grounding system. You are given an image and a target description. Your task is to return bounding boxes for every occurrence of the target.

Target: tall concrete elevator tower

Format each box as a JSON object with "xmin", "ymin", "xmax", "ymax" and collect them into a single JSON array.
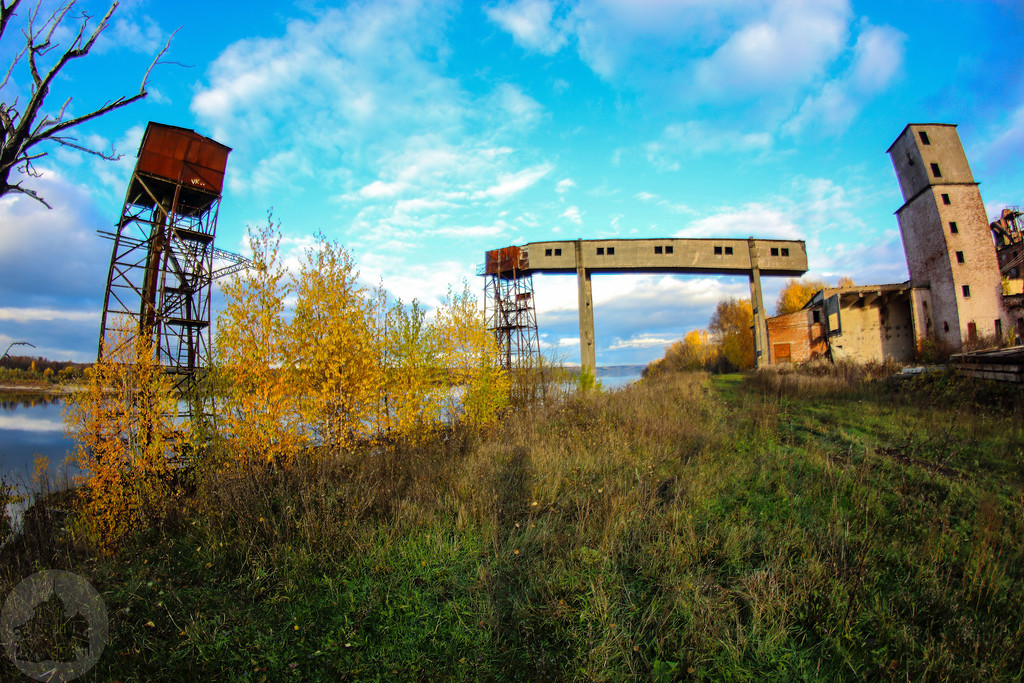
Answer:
[{"xmin": 888, "ymin": 123, "xmax": 1007, "ymax": 348}]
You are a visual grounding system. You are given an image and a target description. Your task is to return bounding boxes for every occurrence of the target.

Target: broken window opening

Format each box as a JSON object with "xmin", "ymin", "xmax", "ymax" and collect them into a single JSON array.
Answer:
[
  {"xmin": 607, "ymin": 247, "xmax": 615, "ymax": 255},
  {"xmin": 949, "ymin": 221, "xmax": 958, "ymax": 233},
  {"xmin": 665, "ymin": 245, "xmax": 673, "ymax": 254},
  {"xmin": 770, "ymin": 247, "xmax": 779, "ymax": 256},
  {"xmin": 781, "ymin": 248, "xmax": 789, "ymax": 257},
  {"xmin": 930, "ymin": 163, "xmax": 942, "ymax": 178},
  {"xmin": 956, "ymin": 251, "xmax": 965, "ymax": 263},
  {"xmin": 554, "ymin": 248, "xmax": 562, "ymax": 256},
  {"xmin": 941, "ymin": 193, "xmax": 951, "ymax": 205},
  {"xmin": 714, "ymin": 246, "xmax": 722, "ymax": 255},
  {"xmin": 545, "ymin": 248, "xmax": 552, "ymax": 256},
  {"xmin": 919, "ymin": 130, "xmax": 931, "ymax": 145},
  {"xmin": 725, "ymin": 246, "xmax": 733, "ymax": 255},
  {"xmin": 597, "ymin": 247, "xmax": 605, "ymax": 255},
  {"xmin": 655, "ymin": 246, "xmax": 663, "ymax": 254},
  {"xmin": 962, "ymin": 285, "xmax": 971, "ymax": 298}
]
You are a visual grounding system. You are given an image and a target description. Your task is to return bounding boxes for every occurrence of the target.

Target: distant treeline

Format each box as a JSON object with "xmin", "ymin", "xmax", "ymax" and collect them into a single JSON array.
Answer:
[{"xmin": 0, "ymin": 354, "xmax": 90, "ymax": 380}]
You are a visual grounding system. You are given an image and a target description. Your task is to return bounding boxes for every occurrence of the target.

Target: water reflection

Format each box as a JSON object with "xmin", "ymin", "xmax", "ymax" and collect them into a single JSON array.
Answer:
[{"xmin": 0, "ymin": 396, "xmax": 77, "ymax": 478}]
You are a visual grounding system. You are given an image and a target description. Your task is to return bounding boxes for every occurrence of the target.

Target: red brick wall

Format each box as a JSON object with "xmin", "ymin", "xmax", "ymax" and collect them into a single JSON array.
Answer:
[{"xmin": 766, "ymin": 310, "xmax": 828, "ymax": 364}]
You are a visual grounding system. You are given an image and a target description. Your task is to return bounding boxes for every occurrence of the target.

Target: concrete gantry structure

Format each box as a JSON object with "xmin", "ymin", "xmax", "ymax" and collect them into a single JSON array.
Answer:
[{"xmin": 483, "ymin": 237, "xmax": 808, "ymax": 375}]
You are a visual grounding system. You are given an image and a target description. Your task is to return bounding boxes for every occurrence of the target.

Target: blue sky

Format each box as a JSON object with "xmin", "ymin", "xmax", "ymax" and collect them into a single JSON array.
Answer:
[{"xmin": 1, "ymin": 0, "xmax": 1023, "ymax": 366}]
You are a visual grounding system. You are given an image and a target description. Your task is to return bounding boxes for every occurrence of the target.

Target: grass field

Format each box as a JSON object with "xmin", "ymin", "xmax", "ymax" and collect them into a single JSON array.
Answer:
[{"xmin": 3, "ymin": 368, "xmax": 1023, "ymax": 680}]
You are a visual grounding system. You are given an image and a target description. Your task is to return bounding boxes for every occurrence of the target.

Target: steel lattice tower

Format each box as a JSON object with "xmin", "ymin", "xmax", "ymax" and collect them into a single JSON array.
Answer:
[
  {"xmin": 99, "ymin": 123, "xmax": 246, "ymax": 414},
  {"xmin": 482, "ymin": 246, "xmax": 541, "ymax": 376}
]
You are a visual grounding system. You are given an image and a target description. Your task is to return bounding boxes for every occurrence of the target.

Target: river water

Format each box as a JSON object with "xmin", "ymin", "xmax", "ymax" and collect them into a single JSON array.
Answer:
[{"xmin": 0, "ymin": 396, "xmax": 78, "ymax": 485}]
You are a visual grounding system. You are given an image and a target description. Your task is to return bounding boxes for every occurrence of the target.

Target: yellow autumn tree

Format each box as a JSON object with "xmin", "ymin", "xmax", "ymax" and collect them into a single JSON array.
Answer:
[
  {"xmin": 63, "ymin": 318, "xmax": 181, "ymax": 551},
  {"xmin": 710, "ymin": 297, "xmax": 755, "ymax": 370},
  {"xmin": 671, "ymin": 329, "xmax": 715, "ymax": 371},
  {"xmin": 285, "ymin": 235, "xmax": 381, "ymax": 451},
  {"xmin": 436, "ymin": 282, "xmax": 509, "ymax": 429},
  {"xmin": 374, "ymin": 295, "xmax": 445, "ymax": 440},
  {"xmin": 215, "ymin": 216, "xmax": 305, "ymax": 467},
  {"xmin": 776, "ymin": 277, "xmax": 854, "ymax": 315},
  {"xmin": 775, "ymin": 278, "xmax": 828, "ymax": 315}
]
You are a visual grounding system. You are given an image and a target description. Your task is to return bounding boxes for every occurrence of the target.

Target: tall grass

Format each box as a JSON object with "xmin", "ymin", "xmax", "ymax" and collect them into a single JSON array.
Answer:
[{"xmin": 3, "ymin": 369, "xmax": 1023, "ymax": 680}]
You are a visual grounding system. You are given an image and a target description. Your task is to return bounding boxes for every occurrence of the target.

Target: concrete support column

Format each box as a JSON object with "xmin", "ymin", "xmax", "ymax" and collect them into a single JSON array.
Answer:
[
  {"xmin": 575, "ymin": 239, "xmax": 597, "ymax": 376},
  {"xmin": 747, "ymin": 237, "xmax": 769, "ymax": 369}
]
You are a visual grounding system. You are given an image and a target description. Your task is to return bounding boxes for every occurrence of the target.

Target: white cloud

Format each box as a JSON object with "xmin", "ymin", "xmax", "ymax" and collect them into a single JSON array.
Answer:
[
  {"xmin": 561, "ymin": 205, "xmax": 582, "ymax": 225},
  {"xmin": 678, "ymin": 204, "xmax": 801, "ymax": 241},
  {"xmin": 0, "ymin": 308, "xmax": 98, "ymax": 323},
  {"xmin": 485, "ymin": 0, "xmax": 567, "ymax": 55},
  {"xmin": 634, "ymin": 190, "xmax": 697, "ymax": 215},
  {"xmin": 784, "ymin": 24, "xmax": 905, "ymax": 137},
  {"xmin": 477, "ymin": 163, "xmax": 554, "ymax": 199},
  {"xmin": 359, "ymin": 180, "xmax": 410, "ymax": 199},
  {"xmin": 430, "ymin": 224, "xmax": 509, "ymax": 239},
  {"xmin": 608, "ymin": 335, "xmax": 677, "ymax": 351},
  {"xmin": 692, "ymin": 0, "xmax": 850, "ymax": 99},
  {"xmin": 490, "ymin": 83, "xmax": 545, "ymax": 130},
  {"xmin": 644, "ymin": 120, "xmax": 772, "ymax": 169},
  {"xmin": 556, "ymin": 178, "xmax": 577, "ymax": 194}
]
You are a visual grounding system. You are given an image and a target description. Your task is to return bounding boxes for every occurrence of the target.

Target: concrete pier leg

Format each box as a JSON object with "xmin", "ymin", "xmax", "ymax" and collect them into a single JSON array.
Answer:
[
  {"xmin": 747, "ymin": 238, "xmax": 769, "ymax": 369},
  {"xmin": 575, "ymin": 239, "xmax": 597, "ymax": 376}
]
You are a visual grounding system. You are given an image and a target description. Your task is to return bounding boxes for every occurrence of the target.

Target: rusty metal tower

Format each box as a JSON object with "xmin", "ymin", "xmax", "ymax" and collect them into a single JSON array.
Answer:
[
  {"xmin": 482, "ymin": 246, "xmax": 541, "ymax": 375},
  {"xmin": 99, "ymin": 122, "xmax": 248, "ymax": 412}
]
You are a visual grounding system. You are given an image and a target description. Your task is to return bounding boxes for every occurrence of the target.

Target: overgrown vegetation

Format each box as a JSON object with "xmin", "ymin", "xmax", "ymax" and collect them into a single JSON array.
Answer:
[
  {"xmin": 0, "ymin": 356, "xmax": 88, "ymax": 385},
  {"xmin": 4, "ymin": 361, "xmax": 1023, "ymax": 679}
]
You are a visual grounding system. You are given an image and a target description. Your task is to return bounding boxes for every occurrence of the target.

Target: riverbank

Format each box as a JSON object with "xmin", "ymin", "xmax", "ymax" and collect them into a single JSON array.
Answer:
[
  {"xmin": 3, "ymin": 369, "xmax": 1022, "ymax": 680},
  {"xmin": 0, "ymin": 382, "xmax": 84, "ymax": 396}
]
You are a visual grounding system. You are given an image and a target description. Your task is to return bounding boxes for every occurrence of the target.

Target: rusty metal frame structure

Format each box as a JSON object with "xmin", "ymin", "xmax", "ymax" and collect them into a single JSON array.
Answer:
[
  {"xmin": 99, "ymin": 123, "xmax": 244, "ymax": 416},
  {"xmin": 481, "ymin": 247, "xmax": 542, "ymax": 375}
]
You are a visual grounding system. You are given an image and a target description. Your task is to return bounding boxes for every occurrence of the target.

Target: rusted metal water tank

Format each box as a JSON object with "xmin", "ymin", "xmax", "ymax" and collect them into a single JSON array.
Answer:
[{"xmin": 126, "ymin": 122, "xmax": 231, "ymax": 215}]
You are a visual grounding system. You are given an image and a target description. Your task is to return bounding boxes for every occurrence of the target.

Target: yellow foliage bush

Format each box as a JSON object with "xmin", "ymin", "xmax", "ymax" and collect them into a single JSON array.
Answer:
[{"xmin": 63, "ymin": 319, "xmax": 182, "ymax": 552}]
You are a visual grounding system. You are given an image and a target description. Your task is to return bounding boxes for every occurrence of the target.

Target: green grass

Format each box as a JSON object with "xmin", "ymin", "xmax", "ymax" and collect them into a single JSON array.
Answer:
[{"xmin": 3, "ymin": 369, "xmax": 1023, "ymax": 680}]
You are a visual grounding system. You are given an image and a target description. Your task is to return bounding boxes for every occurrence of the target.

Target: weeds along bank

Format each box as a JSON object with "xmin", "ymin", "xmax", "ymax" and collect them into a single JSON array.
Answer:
[{"xmin": 4, "ymin": 365, "xmax": 1023, "ymax": 680}]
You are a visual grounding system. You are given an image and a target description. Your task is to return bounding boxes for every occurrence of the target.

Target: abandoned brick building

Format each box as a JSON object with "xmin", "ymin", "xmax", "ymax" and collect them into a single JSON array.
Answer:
[{"xmin": 766, "ymin": 123, "xmax": 1022, "ymax": 365}]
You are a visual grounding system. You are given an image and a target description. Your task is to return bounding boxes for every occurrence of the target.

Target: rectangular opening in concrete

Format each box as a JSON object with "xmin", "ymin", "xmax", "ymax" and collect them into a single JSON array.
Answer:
[
  {"xmin": 713, "ymin": 246, "xmax": 722, "ymax": 255},
  {"xmin": 771, "ymin": 247, "xmax": 779, "ymax": 256},
  {"xmin": 931, "ymin": 163, "xmax": 942, "ymax": 178},
  {"xmin": 950, "ymin": 221, "xmax": 958, "ymax": 233},
  {"xmin": 608, "ymin": 247, "xmax": 615, "ymax": 255},
  {"xmin": 665, "ymin": 245, "xmax": 673, "ymax": 254},
  {"xmin": 545, "ymin": 248, "xmax": 552, "ymax": 256},
  {"xmin": 968, "ymin": 321, "xmax": 977, "ymax": 340},
  {"xmin": 956, "ymin": 251, "xmax": 965, "ymax": 263},
  {"xmin": 781, "ymin": 248, "xmax": 789, "ymax": 256},
  {"xmin": 555, "ymin": 248, "xmax": 561, "ymax": 256},
  {"xmin": 655, "ymin": 246, "xmax": 663, "ymax": 254},
  {"xmin": 597, "ymin": 247, "xmax": 605, "ymax": 255},
  {"xmin": 919, "ymin": 130, "xmax": 931, "ymax": 145},
  {"xmin": 725, "ymin": 246, "xmax": 733, "ymax": 255},
  {"xmin": 962, "ymin": 285, "xmax": 971, "ymax": 298},
  {"xmin": 942, "ymin": 193, "xmax": 951, "ymax": 205}
]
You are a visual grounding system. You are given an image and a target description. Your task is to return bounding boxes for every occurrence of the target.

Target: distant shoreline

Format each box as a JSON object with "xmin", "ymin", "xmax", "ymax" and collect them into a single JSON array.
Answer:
[{"xmin": 0, "ymin": 382, "xmax": 83, "ymax": 396}]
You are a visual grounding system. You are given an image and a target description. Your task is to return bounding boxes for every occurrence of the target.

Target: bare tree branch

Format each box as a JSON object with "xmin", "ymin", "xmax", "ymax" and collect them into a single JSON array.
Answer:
[{"xmin": 0, "ymin": 0, "xmax": 175, "ymax": 207}]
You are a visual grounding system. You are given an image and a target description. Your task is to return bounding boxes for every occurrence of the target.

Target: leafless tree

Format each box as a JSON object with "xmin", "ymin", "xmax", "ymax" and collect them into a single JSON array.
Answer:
[{"xmin": 0, "ymin": 0, "xmax": 173, "ymax": 207}]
